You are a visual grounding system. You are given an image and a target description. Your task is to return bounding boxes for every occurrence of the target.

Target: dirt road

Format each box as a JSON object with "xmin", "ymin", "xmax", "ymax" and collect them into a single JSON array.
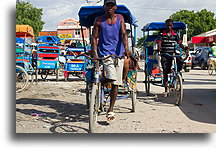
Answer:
[{"xmin": 16, "ymin": 65, "xmax": 216, "ymax": 133}]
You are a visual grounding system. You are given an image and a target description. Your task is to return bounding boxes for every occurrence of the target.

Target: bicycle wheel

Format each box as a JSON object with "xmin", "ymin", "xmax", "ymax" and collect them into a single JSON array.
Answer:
[
  {"xmin": 85, "ymin": 83, "xmax": 91, "ymax": 109},
  {"xmin": 208, "ymin": 64, "xmax": 213, "ymax": 75},
  {"xmin": 56, "ymin": 69, "xmax": 59, "ymax": 81},
  {"xmin": 144, "ymin": 67, "xmax": 150, "ymax": 96},
  {"xmin": 25, "ymin": 73, "xmax": 34, "ymax": 90},
  {"xmin": 131, "ymin": 90, "xmax": 137, "ymax": 112},
  {"xmin": 89, "ymin": 83, "xmax": 100, "ymax": 133},
  {"xmin": 173, "ymin": 74, "xmax": 183, "ymax": 106},
  {"xmin": 16, "ymin": 65, "xmax": 29, "ymax": 93},
  {"xmin": 41, "ymin": 69, "xmax": 48, "ymax": 80}
]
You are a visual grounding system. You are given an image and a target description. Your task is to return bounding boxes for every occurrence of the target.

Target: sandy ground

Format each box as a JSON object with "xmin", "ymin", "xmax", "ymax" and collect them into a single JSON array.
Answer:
[{"xmin": 16, "ymin": 63, "xmax": 216, "ymax": 133}]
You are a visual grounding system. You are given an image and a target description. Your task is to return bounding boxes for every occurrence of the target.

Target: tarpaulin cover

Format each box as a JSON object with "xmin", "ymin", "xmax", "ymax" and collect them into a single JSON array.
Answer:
[
  {"xmin": 16, "ymin": 25, "xmax": 34, "ymax": 37},
  {"xmin": 142, "ymin": 22, "xmax": 186, "ymax": 31},
  {"xmin": 36, "ymin": 36, "xmax": 61, "ymax": 44},
  {"xmin": 16, "ymin": 37, "xmax": 25, "ymax": 43},
  {"xmin": 78, "ymin": 5, "xmax": 138, "ymax": 27}
]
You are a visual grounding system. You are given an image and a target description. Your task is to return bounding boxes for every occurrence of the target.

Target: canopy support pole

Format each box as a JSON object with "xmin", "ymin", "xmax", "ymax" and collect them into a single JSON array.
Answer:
[{"xmin": 81, "ymin": 25, "xmax": 87, "ymax": 53}]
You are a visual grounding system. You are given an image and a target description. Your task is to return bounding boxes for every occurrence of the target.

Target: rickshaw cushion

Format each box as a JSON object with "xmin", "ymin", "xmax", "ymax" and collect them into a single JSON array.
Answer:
[
  {"xmin": 37, "ymin": 59, "xmax": 58, "ymax": 61},
  {"xmin": 147, "ymin": 59, "xmax": 158, "ymax": 75},
  {"xmin": 16, "ymin": 59, "xmax": 30, "ymax": 63},
  {"xmin": 66, "ymin": 61, "xmax": 85, "ymax": 63},
  {"xmin": 38, "ymin": 53, "xmax": 59, "ymax": 58},
  {"xmin": 147, "ymin": 46, "xmax": 154, "ymax": 55}
]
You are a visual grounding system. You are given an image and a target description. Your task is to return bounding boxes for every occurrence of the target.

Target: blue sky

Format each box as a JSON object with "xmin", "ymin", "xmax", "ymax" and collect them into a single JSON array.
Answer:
[{"xmin": 22, "ymin": 0, "xmax": 215, "ymax": 37}]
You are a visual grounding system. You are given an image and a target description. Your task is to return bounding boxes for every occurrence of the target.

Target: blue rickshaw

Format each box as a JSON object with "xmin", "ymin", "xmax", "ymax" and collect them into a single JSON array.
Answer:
[
  {"xmin": 142, "ymin": 22, "xmax": 188, "ymax": 105},
  {"xmin": 16, "ymin": 25, "xmax": 35, "ymax": 92},
  {"xmin": 63, "ymin": 41, "xmax": 91, "ymax": 81},
  {"xmin": 78, "ymin": 5, "xmax": 138, "ymax": 133},
  {"xmin": 35, "ymin": 36, "xmax": 61, "ymax": 81}
]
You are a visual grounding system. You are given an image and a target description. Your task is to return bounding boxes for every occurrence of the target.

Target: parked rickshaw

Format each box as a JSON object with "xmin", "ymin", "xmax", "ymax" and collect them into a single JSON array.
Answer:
[
  {"xmin": 35, "ymin": 36, "xmax": 60, "ymax": 81},
  {"xmin": 142, "ymin": 22, "xmax": 188, "ymax": 105},
  {"xmin": 78, "ymin": 5, "xmax": 138, "ymax": 133},
  {"xmin": 63, "ymin": 41, "xmax": 90, "ymax": 81},
  {"xmin": 16, "ymin": 25, "xmax": 35, "ymax": 92}
]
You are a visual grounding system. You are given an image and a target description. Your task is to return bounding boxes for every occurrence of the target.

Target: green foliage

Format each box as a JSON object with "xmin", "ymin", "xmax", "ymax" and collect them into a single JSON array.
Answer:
[
  {"xmin": 169, "ymin": 9, "xmax": 216, "ymax": 40},
  {"xmin": 16, "ymin": 0, "xmax": 45, "ymax": 37}
]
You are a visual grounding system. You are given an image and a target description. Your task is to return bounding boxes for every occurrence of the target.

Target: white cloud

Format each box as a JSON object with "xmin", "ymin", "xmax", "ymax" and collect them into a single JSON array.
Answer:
[{"xmin": 23, "ymin": 0, "xmax": 215, "ymax": 37}]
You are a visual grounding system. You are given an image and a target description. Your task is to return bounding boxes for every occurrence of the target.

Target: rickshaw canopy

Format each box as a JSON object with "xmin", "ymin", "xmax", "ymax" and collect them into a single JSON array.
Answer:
[
  {"xmin": 16, "ymin": 25, "xmax": 34, "ymax": 37},
  {"xmin": 36, "ymin": 36, "xmax": 61, "ymax": 44},
  {"xmin": 142, "ymin": 22, "xmax": 186, "ymax": 31},
  {"xmin": 78, "ymin": 5, "xmax": 138, "ymax": 27},
  {"xmin": 16, "ymin": 37, "xmax": 25, "ymax": 44}
]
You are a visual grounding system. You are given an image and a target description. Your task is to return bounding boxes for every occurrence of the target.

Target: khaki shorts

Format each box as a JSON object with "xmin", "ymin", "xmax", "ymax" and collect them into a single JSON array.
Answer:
[{"xmin": 103, "ymin": 56, "xmax": 124, "ymax": 85}]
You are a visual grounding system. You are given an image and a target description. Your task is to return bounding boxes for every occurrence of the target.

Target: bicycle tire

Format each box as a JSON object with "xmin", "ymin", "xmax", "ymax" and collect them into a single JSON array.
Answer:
[
  {"xmin": 56, "ymin": 69, "xmax": 59, "ymax": 81},
  {"xmin": 174, "ymin": 74, "xmax": 183, "ymax": 106},
  {"xmin": 35, "ymin": 68, "xmax": 38, "ymax": 82},
  {"xmin": 25, "ymin": 74, "xmax": 34, "ymax": 90},
  {"xmin": 85, "ymin": 83, "xmax": 91, "ymax": 109},
  {"xmin": 131, "ymin": 90, "xmax": 137, "ymax": 112},
  {"xmin": 41, "ymin": 70, "xmax": 48, "ymax": 80},
  {"xmin": 145, "ymin": 67, "xmax": 150, "ymax": 96},
  {"xmin": 89, "ymin": 83, "xmax": 100, "ymax": 133},
  {"xmin": 16, "ymin": 65, "xmax": 29, "ymax": 93},
  {"xmin": 208, "ymin": 64, "xmax": 213, "ymax": 75}
]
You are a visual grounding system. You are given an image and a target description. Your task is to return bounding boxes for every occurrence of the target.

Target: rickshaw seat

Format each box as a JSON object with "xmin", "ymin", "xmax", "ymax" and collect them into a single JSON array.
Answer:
[
  {"xmin": 38, "ymin": 53, "xmax": 59, "ymax": 58},
  {"xmin": 66, "ymin": 61, "xmax": 85, "ymax": 63},
  {"xmin": 147, "ymin": 46, "xmax": 154, "ymax": 55},
  {"xmin": 16, "ymin": 59, "xmax": 30, "ymax": 63},
  {"xmin": 37, "ymin": 59, "xmax": 58, "ymax": 61}
]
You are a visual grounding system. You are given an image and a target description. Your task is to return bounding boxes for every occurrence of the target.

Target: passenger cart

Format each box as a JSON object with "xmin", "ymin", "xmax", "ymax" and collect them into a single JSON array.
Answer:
[
  {"xmin": 142, "ymin": 22, "xmax": 188, "ymax": 105},
  {"xmin": 35, "ymin": 36, "xmax": 60, "ymax": 81},
  {"xmin": 78, "ymin": 5, "xmax": 138, "ymax": 133},
  {"xmin": 64, "ymin": 44, "xmax": 89, "ymax": 81},
  {"xmin": 16, "ymin": 25, "xmax": 35, "ymax": 92}
]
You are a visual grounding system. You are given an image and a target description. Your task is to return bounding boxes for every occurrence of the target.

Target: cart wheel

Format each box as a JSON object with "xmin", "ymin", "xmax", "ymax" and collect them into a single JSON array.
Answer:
[
  {"xmin": 208, "ymin": 64, "xmax": 214, "ymax": 75},
  {"xmin": 25, "ymin": 73, "xmax": 34, "ymax": 90},
  {"xmin": 56, "ymin": 69, "xmax": 59, "ymax": 81},
  {"xmin": 174, "ymin": 74, "xmax": 183, "ymax": 106},
  {"xmin": 89, "ymin": 83, "xmax": 100, "ymax": 133},
  {"xmin": 41, "ymin": 70, "xmax": 48, "ymax": 80},
  {"xmin": 16, "ymin": 65, "xmax": 29, "ymax": 93},
  {"xmin": 85, "ymin": 83, "xmax": 91, "ymax": 109},
  {"xmin": 35, "ymin": 68, "xmax": 38, "ymax": 82},
  {"xmin": 131, "ymin": 90, "xmax": 137, "ymax": 112},
  {"xmin": 145, "ymin": 68, "xmax": 150, "ymax": 96}
]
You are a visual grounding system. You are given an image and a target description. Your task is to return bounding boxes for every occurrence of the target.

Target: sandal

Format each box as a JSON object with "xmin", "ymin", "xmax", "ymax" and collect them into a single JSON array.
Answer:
[
  {"xmin": 106, "ymin": 112, "xmax": 116, "ymax": 122},
  {"xmin": 163, "ymin": 91, "xmax": 169, "ymax": 97}
]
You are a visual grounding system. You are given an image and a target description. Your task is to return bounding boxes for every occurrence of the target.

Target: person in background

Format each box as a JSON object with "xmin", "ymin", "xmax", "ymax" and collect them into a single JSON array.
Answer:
[{"xmin": 156, "ymin": 19, "xmax": 189, "ymax": 97}]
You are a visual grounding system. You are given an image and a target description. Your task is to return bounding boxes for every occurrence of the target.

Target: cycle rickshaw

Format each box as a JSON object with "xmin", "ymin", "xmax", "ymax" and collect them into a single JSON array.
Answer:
[
  {"xmin": 63, "ymin": 40, "xmax": 91, "ymax": 81},
  {"xmin": 142, "ymin": 22, "xmax": 188, "ymax": 105},
  {"xmin": 78, "ymin": 4, "xmax": 138, "ymax": 133},
  {"xmin": 35, "ymin": 36, "xmax": 61, "ymax": 81},
  {"xmin": 16, "ymin": 25, "xmax": 35, "ymax": 92}
]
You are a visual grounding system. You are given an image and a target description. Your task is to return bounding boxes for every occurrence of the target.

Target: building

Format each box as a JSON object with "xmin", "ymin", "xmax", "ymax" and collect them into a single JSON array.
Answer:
[
  {"xmin": 57, "ymin": 18, "xmax": 90, "ymax": 45},
  {"xmin": 38, "ymin": 31, "xmax": 57, "ymax": 37}
]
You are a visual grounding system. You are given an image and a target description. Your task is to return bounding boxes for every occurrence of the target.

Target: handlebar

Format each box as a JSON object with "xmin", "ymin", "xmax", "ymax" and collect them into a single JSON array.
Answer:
[
  {"xmin": 75, "ymin": 53, "xmax": 123, "ymax": 62},
  {"xmin": 160, "ymin": 53, "xmax": 182, "ymax": 57},
  {"xmin": 159, "ymin": 50, "xmax": 189, "ymax": 61}
]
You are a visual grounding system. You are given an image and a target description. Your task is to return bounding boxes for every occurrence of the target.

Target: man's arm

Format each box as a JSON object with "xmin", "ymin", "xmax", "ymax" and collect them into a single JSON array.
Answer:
[
  {"xmin": 120, "ymin": 15, "xmax": 131, "ymax": 56},
  {"xmin": 92, "ymin": 17, "xmax": 100, "ymax": 58},
  {"xmin": 156, "ymin": 33, "xmax": 162, "ymax": 52}
]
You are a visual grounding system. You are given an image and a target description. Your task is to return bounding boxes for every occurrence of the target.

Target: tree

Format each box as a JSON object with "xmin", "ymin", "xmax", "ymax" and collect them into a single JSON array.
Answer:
[
  {"xmin": 16, "ymin": 0, "xmax": 45, "ymax": 37},
  {"xmin": 169, "ymin": 9, "xmax": 216, "ymax": 40}
]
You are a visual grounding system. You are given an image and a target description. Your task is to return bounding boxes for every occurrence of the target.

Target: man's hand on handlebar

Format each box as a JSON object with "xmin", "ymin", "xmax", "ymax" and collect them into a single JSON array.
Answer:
[
  {"xmin": 124, "ymin": 50, "xmax": 132, "ymax": 58},
  {"xmin": 184, "ymin": 46, "xmax": 190, "ymax": 51}
]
